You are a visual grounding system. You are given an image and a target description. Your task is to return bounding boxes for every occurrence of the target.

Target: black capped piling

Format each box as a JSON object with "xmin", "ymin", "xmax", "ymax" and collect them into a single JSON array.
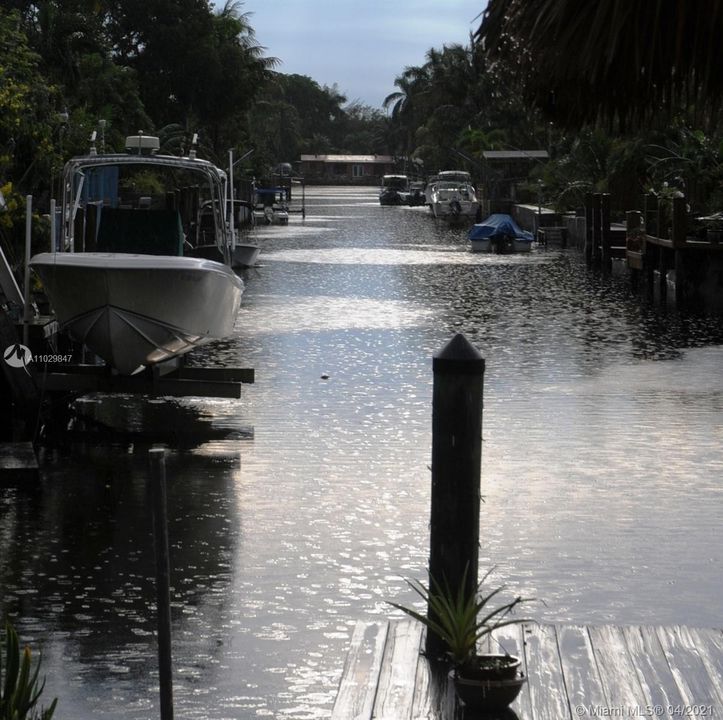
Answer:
[{"xmin": 427, "ymin": 333, "xmax": 485, "ymax": 657}]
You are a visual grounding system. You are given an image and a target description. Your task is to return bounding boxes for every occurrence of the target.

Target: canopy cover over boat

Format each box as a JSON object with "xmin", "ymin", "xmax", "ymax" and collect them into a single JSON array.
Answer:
[{"xmin": 468, "ymin": 213, "xmax": 534, "ymax": 242}]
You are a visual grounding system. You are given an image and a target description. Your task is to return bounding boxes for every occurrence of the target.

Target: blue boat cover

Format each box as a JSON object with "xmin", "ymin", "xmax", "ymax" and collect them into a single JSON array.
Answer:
[{"xmin": 468, "ymin": 214, "xmax": 534, "ymax": 242}]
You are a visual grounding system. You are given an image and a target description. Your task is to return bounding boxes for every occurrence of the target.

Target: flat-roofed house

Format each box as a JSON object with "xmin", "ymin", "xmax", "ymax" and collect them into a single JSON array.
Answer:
[{"xmin": 299, "ymin": 154, "xmax": 397, "ymax": 184}]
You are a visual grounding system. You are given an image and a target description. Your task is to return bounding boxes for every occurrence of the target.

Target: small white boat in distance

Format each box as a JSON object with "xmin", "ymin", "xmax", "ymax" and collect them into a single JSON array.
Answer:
[
  {"xmin": 430, "ymin": 180, "xmax": 480, "ymax": 222},
  {"xmin": 468, "ymin": 213, "xmax": 534, "ymax": 253},
  {"xmin": 425, "ymin": 170, "xmax": 473, "ymax": 206},
  {"xmin": 379, "ymin": 175, "xmax": 410, "ymax": 205},
  {"xmin": 30, "ymin": 134, "xmax": 244, "ymax": 375}
]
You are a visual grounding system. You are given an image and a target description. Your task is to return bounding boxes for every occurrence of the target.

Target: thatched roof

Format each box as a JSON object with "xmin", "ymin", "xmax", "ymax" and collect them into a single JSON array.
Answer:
[{"xmin": 475, "ymin": 0, "xmax": 723, "ymax": 129}]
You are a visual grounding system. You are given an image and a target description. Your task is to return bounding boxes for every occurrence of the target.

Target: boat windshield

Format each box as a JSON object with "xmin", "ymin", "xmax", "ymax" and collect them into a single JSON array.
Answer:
[
  {"xmin": 438, "ymin": 171, "xmax": 472, "ymax": 184},
  {"xmin": 63, "ymin": 159, "xmax": 226, "ymax": 255},
  {"xmin": 382, "ymin": 176, "xmax": 409, "ymax": 190}
]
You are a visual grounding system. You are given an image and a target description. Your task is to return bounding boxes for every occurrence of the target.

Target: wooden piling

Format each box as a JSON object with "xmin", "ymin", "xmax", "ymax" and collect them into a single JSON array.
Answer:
[
  {"xmin": 584, "ymin": 193, "xmax": 593, "ymax": 265},
  {"xmin": 149, "ymin": 447, "xmax": 174, "ymax": 720},
  {"xmin": 427, "ymin": 333, "xmax": 484, "ymax": 657},
  {"xmin": 600, "ymin": 193, "xmax": 611, "ymax": 271},
  {"xmin": 591, "ymin": 193, "xmax": 602, "ymax": 264}
]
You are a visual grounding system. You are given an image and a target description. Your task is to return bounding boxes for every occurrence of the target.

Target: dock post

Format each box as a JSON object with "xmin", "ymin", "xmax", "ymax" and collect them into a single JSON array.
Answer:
[
  {"xmin": 591, "ymin": 193, "xmax": 602, "ymax": 265},
  {"xmin": 626, "ymin": 210, "xmax": 644, "ymax": 291},
  {"xmin": 671, "ymin": 196, "xmax": 688, "ymax": 305},
  {"xmin": 584, "ymin": 193, "xmax": 593, "ymax": 265},
  {"xmin": 149, "ymin": 448, "xmax": 174, "ymax": 720},
  {"xmin": 601, "ymin": 193, "xmax": 611, "ymax": 272},
  {"xmin": 427, "ymin": 334, "xmax": 484, "ymax": 657}
]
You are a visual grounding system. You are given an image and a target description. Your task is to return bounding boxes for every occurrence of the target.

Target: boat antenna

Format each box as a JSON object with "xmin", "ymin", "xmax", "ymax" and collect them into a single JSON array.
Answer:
[
  {"xmin": 89, "ymin": 130, "xmax": 98, "ymax": 155},
  {"xmin": 189, "ymin": 133, "xmax": 199, "ymax": 159}
]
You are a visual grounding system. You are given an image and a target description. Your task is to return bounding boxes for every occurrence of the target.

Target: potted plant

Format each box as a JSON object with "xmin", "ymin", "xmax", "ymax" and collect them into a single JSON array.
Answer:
[{"xmin": 388, "ymin": 567, "xmax": 531, "ymax": 712}]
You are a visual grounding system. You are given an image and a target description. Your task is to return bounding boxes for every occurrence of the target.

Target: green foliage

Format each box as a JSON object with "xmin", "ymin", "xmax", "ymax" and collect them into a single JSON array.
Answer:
[
  {"xmin": 0, "ymin": 621, "xmax": 57, "ymax": 720},
  {"xmin": 388, "ymin": 568, "xmax": 530, "ymax": 668},
  {"xmin": 0, "ymin": 182, "xmax": 50, "ymax": 280},
  {"xmin": 0, "ymin": 8, "xmax": 58, "ymax": 195},
  {"xmin": 476, "ymin": 0, "xmax": 723, "ymax": 131}
]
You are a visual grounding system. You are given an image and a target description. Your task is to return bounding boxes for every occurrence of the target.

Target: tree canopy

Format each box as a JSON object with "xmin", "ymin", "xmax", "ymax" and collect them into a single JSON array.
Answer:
[{"xmin": 475, "ymin": 0, "xmax": 723, "ymax": 130}]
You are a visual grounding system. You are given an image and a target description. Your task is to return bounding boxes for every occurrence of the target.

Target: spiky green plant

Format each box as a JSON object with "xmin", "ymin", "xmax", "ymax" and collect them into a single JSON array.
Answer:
[
  {"xmin": 388, "ymin": 567, "xmax": 530, "ymax": 668},
  {"xmin": 0, "ymin": 621, "xmax": 57, "ymax": 720}
]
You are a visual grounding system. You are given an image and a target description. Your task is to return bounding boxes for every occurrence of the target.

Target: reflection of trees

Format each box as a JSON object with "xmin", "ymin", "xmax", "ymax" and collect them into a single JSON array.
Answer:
[{"xmin": 0, "ymin": 443, "xmax": 241, "ymax": 687}]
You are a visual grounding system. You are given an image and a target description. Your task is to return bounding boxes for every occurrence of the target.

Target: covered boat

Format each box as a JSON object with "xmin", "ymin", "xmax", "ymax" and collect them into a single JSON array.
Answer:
[{"xmin": 468, "ymin": 213, "xmax": 534, "ymax": 253}]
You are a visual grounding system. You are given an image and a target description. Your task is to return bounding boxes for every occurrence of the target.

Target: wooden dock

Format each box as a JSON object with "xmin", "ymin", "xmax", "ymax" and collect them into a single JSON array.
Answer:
[
  {"xmin": 0, "ymin": 441, "xmax": 39, "ymax": 483},
  {"xmin": 331, "ymin": 619, "xmax": 723, "ymax": 719}
]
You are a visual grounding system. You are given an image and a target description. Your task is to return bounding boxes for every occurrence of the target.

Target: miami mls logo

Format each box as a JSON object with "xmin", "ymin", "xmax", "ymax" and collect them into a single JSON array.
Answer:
[{"xmin": 3, "ymin": 343, "xmax": 33, "ymax": 375}]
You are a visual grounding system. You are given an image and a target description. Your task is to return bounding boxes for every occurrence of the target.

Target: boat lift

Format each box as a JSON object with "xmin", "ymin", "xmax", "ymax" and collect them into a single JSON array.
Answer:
[{"xmin": 6, "ymin": 194, "xmax": 254, "ymax": 406}]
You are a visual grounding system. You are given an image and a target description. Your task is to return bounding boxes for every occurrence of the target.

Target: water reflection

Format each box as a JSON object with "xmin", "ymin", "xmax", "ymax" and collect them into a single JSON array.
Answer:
[{"xmin": 1, "ymin": 187, "xmax": 723, "ymax": 718}]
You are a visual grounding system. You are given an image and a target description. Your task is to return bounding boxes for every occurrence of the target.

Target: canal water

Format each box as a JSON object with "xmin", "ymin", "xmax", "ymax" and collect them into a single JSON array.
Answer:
[{"xmin": 2, "ymin": 186, "xmax": 723, "ymax": 718}]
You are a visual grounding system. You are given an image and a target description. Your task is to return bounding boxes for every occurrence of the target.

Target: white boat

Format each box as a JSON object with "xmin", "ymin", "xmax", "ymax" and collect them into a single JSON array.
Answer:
[
  {"xmin": 30, "ymin": 134, "xmax": 244, "ymax": 375},
  {"xmin": 203, "ymin": 199, "xmax": 260, "ymax": 268},
  {"xmin": 425, "ymin": 170, "xmax": 473, "ymax": 207},
  {"xmin": 232, "ymin": 243, "xmax": 260, "ymax": 268},
  {"xmin": 429, "ymin": 180, "xmax": 480, "ymax": 222},
  {"xmin": 379, "ymin": 175, "xmax": 410, "ymax": 205}
]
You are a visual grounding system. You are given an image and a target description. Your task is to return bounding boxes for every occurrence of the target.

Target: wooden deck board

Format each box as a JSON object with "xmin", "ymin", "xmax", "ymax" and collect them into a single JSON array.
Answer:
[
  {"xmin": 623, "ymin": 625, "xmax": 687, "ymax": 719},
  {"xmin": 373, "ymin": 619, "xmax": 423, "ymax": 720},
  {"xmin": 524, "ymin": 623, "xmax": 571, "ymax": 720},
  {"xmin": 557, "ymin": 625, "xmax": 606, "ymax": 712},
  {"xmin": 330, "ymin": 621, "xmax": 388, "ymax": 720},
  {"xmin": 687, "ymin": 627, "xmax": 723, "ymax": 706},
  {"xmin": 656, "ymin": 626, "xmax": 721, "ymax": 708},
  {"xmin": 490, "ymin": 623, "xmax": 535, "ymax": 719},
  {"xmin": 589, "ymin": 625, "xmax": 646, "ymax": 709},
  {"xmin": 333, "ymin": 622, "xmax": 723, "ymax": 720}
]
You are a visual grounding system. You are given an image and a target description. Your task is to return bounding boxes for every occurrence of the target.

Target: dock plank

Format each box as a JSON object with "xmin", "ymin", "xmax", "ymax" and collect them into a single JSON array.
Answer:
[
  {"xmin": 589, "ymin": 625, "xmax": 645, "ymax": 711},
  {"xmin": 525, "ymin": 623, "xmax": 571, "ymax": 720},
  {"xmin": 689, "ymin": 628, "xmax": 723, "ymax": 704},
  {"xmin": 656, "ymin": 626, "xmax": 720, "ymax": 708},
  {"xmin": 410, "ymin": 653, "xmax": 450, "ymax": 720},
  {"xmin": 490, "ymin": 622, "xmax": 534, "ymax": 719},
  {"xmin": 373, "ymin": 619, "xmax": 423, "ymax": 720},
  {"xmin": 673, "ymin": 626, "xmax": 723, "ymax": 715},
  {"xmin": 556, "ymin": 625, "xmax": 606, "ymax": 713},
  {"xmin": 331, "ymin": 621, "xmax": 388, "ymax": 720},
  {"xmin": 623, "ymin": 625, "xmax": 687, "ymax": 719}
]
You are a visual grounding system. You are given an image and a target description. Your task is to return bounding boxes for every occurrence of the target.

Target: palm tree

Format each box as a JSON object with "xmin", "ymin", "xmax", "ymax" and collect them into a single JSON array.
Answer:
[
  {"xmin": 383, "ymin": 65, "xmax": 430, "ymax": 155},
  {"xmin": 475, "ymin": 0, "xmax": 723, "ymax": 130}
]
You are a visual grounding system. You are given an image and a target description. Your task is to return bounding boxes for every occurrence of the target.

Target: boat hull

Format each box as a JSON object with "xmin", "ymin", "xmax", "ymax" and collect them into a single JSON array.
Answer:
[
  {"xmin": 30, "ymin": 253, "xmax": 243, "ymax": 375},
  {"xmin": 431, "ymin": 200, "xmax": 479, "ymax": 219}
]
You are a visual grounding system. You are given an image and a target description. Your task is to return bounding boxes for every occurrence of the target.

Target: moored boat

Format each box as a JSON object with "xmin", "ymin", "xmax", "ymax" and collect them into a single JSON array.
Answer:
[
  {"xmin": 429, "ymin": 180, "xmax": 480, "ymax": 222},
  {"xmin": 379, "ymin": 174, "xmax": 410, "ymax": 205},
  {"xmin": 30, "ymin": 134, "xmax": 244, "ymax": 375},
  {"xmin": 468, "ymin": 213, "xmax": 534, "ymax": 253}
]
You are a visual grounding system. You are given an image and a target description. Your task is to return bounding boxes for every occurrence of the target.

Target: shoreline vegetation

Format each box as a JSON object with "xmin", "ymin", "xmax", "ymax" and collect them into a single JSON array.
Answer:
[{"xmin": 1, "ymin": 2, "xmax": 721, "ymax": 269}]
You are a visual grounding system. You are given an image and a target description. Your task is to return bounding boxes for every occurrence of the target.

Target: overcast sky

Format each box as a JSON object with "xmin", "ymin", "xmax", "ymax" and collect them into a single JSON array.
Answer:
[{"xmin": 215, "ymin": 0, "xmax": 486, "ymax": 109}]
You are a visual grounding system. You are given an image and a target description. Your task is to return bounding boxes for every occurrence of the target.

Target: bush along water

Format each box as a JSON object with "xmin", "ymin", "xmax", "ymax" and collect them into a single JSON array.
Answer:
[{"xmin": 1, "ymin": 621, "xmax": 57, "ymax": 720}]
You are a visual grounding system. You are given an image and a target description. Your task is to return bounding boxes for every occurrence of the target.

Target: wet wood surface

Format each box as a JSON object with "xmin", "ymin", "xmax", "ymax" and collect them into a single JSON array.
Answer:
[{"xmin": 331, "ymin": 620, "xmax": 723, "ymax": 720}]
